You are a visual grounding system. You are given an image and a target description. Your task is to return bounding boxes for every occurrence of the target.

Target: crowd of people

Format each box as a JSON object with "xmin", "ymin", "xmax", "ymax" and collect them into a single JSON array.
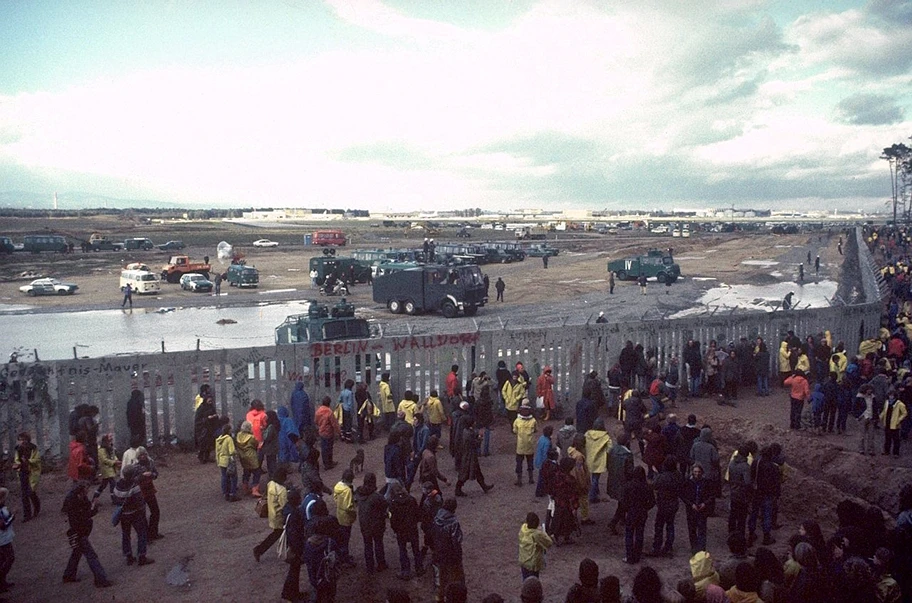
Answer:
[{"xmin": 3, "ymin": 228, "xmax": 912, "ymax": 602}]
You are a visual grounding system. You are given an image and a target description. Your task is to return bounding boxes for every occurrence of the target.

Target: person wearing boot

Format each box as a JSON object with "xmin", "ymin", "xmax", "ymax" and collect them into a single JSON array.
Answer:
[
  {"xmin": 513, "ymin": 404, "xmax": 537, "ymax": 487},
  {"xmin": 536, "ymin": 367, "xmax": 555, "ymax": 422},
  {"xmin": 454, "ymin": 417, "xmax": 494, "ymax": 496}
]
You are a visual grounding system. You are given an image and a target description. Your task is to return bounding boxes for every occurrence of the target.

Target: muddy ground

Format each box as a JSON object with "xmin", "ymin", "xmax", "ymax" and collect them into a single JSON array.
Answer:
[{"xmin": 8, "ymin": 391, "xmax": 909, "ymax": 603}]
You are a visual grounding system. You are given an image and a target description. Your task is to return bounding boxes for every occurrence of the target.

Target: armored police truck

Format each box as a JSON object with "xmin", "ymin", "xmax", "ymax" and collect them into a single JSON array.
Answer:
[
  {"xmin": 308, "ymin": 256, "xmax": 372, "ymax": 285},
  {"xmin": 607, "ymin": 249, "xmax": 680, "ymax": 282},
  {"xmin": 275, "ymin": 299, "xmax": 371, "ymax": 344},
  {"xmin": 372, "ymin": 264, "xmax": 487, "ymax": 317}
]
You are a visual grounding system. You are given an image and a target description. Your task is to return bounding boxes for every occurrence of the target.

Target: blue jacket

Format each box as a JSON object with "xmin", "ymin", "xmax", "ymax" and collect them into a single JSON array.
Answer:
[
  {"xmin": 575, "ymin": 397, "xmax": 597, "ymax": 433},
  {"xmin": 339, "ymin": 387, "xmax": 355, "ymax": 412},
  {"xmin": 810, "ymin": 383, "xmax": 825, "ymax": 414},
  {"xmin": 384, "ymin": 443, "xmax": 406, "ymax": 482},
  {"xmin": 278, "ymin": 406, "xmax": 301, "ymax": 464},
  {"xmin": 290, "ymin": 382, "xmax": 312, "ymax": 431},
  {"xmin": 533, "ymin": 435, "xmax": 552, "ymax": 470}
]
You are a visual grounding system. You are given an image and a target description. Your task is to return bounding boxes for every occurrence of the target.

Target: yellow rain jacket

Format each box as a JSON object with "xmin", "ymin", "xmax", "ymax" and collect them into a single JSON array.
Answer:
[
  {"xmin": 518, "ymin": 522, "xmax": 553, "ymax": 572},
  {"xmin": 690, "ymin": 551, "xmax": 721, "ymax": 599},
  {"xmin": 266, "ymin": 480, "xmax": 288, "ymax": 530},
  {"xmin": 215, "ymin": 433, "xmax": 236, "ymax": 469},
  {"xmin": 830, "ymin": 351, "xmax": 847, "ymax": 382},
  {"xmin": 584, "ymin": 429, "xmax": 612, "ymax": 475},
  {"xmin": 333, "ymin": 481, "xmax": 356, "ymax": 527},
  {"xmin": 236, "ymin": 431, "xmax": 260, "ymax": 471},
  {"xmin": 398, "ymin": 398, "xmax": 419, "ymax": 426},
  {"xmin": 379, "ymin": 381, "xmax": 395, "ymax": 414},
  {"xmin": 795, "ymin": 353, "xmax": 810, "ymax": 373},
  {"xmin": 424, "ymin": 396, "xmax": 446, "ymax": 426},
  {"xmin": 502, "ymin": 380, "xmax": 524, "ymax": 412},
  {"xmin": 880, "ymin": 400, "xmax": 909, "ymax": 430},
  {"xmin": 513, "ymin": 415, "xmax": 538, "ymax": 455},
  {"xmin": 778, "ymin": 342, "xmax": 791, "ymax": 374},
  {"xmin": 97, "ymin": 446, "xmax": 118, "ymax": 481}
]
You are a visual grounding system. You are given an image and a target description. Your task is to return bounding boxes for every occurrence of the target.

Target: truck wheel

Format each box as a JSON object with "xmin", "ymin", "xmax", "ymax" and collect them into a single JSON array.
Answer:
[
  {"xmin": 389, "ymin": 300, "xmax": 403, "ymax": 314},
  {"xmin": 167, "ymin": 272, "xmax": 180, "ymax": 284},
  {"xmin": 656, "ymin": 272, "xmax": 667, "ymax": 283},
  {"xmin": 441, "ymin": 301, "xmax": 457, "ymax": 318},
  {"xmin": 463, "ymin": 305, "xmax": 478, "ymax": 316},
  {"xmin": 616, "ymin": 271, "xmax": 627, "ymax": 281},
  {"xmin": 404, "ymin": 300, "xmax": 418, "ymax": 315}
]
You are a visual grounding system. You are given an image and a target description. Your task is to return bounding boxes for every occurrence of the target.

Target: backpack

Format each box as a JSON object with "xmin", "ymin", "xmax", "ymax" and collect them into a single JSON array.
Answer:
[{"xmin": 315, "ymin": 543, "xmax": 341, "ymax": 589}]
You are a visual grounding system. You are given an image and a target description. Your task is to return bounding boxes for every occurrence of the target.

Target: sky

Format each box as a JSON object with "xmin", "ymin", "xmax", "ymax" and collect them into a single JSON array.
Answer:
[{"xmin": 0, "ymin": 0, "xmax": 910, "ymax": 213}]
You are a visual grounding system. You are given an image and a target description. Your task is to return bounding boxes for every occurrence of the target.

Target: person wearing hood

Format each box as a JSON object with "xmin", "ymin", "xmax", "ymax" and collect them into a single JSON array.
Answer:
[
  {"xmin": 535, "ymin": 367, "xmax": 555, "ymax": 422},
  {"xmin": 290, "ymin": 381, "xmax": 312, "ymax": 434},
  {"xmin": 584, "ymin": 418, "xmax": 612, "ymax": 504},
  {"xmin": 277, "ymin": 406, "xmax": 300, "ymax": 466},
  {"xmin": 682, "ymin": 463, "xmax": 712, "ymax": 555},
  {"xmin": 502, "ymin": 371, "xmax": 525, "ymax": 425},
  {"xmin": 215, "ymin": 424, "xmax": 240, "ymax": 502},
  {"xmin": 689, "ymin": 550, "xmax": 721, "ymax": 600},
  {"xmin": 513, "ymin": 404, "xmax": 538, "ymax": 487},
  {"xmin": 379, "ymin": 372, "xmax": 396, "ymax": 433},
  {"xmin": 690, "ymin": 427, "xmax": 720, "ymax": 499},
  {"xmin": 566, "ymin": 434, "xmax": 591, "ymax": 525},
  {"xmin": 518, "ymin": 511, "xmax": 553, "ymax": 581},
  {"xmin": 431, "ymin": 498, "xmax": 463, "ymax": 603},
  {"xmin": 778, "ymin": 341, "xmax": 791, "ymax": 386},
  {"xmin": 388, "ymin": 481, "xmax": 423, "ymax": 580},
  {"xmin": 193, "ymin": 393, "xmax": 219, "ymax": 463},
  {"xmin": 557, "ymin": 417, "xmax": 577, "ymax": 456},
  {"xmin": 355, "ymin": 472, "xmax": 388, "ymax": 574},
  {"xmin": 236, "ymin": 421, "xmax": 261, "ymax": 497}
]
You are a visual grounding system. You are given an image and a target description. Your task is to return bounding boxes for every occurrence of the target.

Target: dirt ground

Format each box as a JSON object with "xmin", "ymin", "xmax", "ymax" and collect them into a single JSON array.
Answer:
[
  {"xmin": 8, "ymin": 389, "xmax": 909, "ymax": 603},
  {"xmin": 0, "ymin": 215, "xmax": 841, "ymax": 319}
]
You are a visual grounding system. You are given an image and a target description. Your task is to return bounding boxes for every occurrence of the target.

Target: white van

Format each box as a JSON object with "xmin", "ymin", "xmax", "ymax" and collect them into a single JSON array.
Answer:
[{"xmin": 120, "ymin": 267, "xmax": 161, "ymax": 294}]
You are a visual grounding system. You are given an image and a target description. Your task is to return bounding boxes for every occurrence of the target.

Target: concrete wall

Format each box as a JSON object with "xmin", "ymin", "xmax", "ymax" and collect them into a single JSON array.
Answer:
[{"xmin": 0, "ymin": 228, "xmax": 883, "ymax": 462}]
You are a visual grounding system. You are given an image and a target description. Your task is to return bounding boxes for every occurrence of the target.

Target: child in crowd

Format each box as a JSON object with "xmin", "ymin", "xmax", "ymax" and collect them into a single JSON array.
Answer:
[
  {"xmin": 94, "ymin": 434, "xmax": 120, "ymax": 502},
  {"xmin": 425, "ymin": 390, "xmax": 446, "ymax": 441},
  {"xmin": 215, "ymin": 423, "xmax": 240, "ymax": 502},
  {"xmin": 557, "ymin": 418, "xmax": 576, "ymax": 456},
  {"xmin": 13, "ymin": 432, "xmax": 41, "ymax": 521},
  {"xmin": 518, "ymin": 511, "xmax": 553, "ymax": 581}
]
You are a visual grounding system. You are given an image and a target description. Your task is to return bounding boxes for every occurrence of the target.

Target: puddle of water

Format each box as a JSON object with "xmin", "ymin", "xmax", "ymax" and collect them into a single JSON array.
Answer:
[
  {"xmin": 0, "ymin": 301, "xmax": 315, "ymax": 360},
  {"xmin": 741, "ymin": 259, "xmax": 779, "ymax": 266}
]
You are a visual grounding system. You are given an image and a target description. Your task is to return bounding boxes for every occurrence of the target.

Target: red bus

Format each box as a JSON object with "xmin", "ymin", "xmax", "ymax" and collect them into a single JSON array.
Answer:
[{"xmin": 312, "ymin": 230, "xmax": 346, "ymax": 247}]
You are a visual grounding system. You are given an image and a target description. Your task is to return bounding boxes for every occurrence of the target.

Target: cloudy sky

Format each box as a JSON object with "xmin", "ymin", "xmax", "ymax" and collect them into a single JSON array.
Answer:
[{"xmin": 1, "ymin": 0, "xmax": 910, "ymax": 212}]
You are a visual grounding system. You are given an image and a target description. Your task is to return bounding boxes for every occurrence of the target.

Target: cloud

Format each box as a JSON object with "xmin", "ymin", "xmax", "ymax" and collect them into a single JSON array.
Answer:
[{"xmin": 835, "ymin": 93, "xmax": 905, "ymax": 125}]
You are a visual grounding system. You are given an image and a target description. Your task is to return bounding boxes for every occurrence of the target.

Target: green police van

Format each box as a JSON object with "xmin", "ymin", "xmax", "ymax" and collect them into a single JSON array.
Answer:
[{"xmin": 607, "ymin": 249, "xmax": 680, "ymax": 282}]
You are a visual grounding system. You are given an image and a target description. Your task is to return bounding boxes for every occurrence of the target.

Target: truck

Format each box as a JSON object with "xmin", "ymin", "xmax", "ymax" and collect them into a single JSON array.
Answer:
[
  {"xmin": 275, "ymin": 299, "xmax": 371, "ymax": 344},
  {"xmin": 161, "ymin": 255, "xmax": 211, "ymax": 284},
  {"xmin": 87, "ymin": 233, "xmax": 124, "ymax": 251},
  {"xmin": 226, "ymin": 262, "xmax": 259, "ymax": 288},
  {"xmin": 372, "ymin": 264, "xmax": 487, "ymax": 318},
  {"xmin": 308, "ymin": 256, "xmax": 372, "ymax": 285},
  {"xmin": 124, "ymin": 237, "xmax": 155, "ymax": 250},
  {"xmin": 607, "ymin": 249, "xmax": 680, "ymax": 283},
  {"xmin": 515, "ymin": 226, "xmax": 549, "ymax": 240},
  {"xmin": 312, "ymin": 230, "xmax": 346, "ymax": 247}
]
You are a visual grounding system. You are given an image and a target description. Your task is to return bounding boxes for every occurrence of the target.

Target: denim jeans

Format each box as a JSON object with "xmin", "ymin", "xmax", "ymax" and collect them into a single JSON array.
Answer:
[
  {"xmin": 363, "ymin": 531, "xmax": 386, "ymax": 572},
  {"xmin": 396, "ymin": 532, "xmax": 422, "ymax": 575},
  {"xmin": 652, "ymin": 506, "xmax": 676, "ymax": 552},
  {"xmin": 339, "ymin": 524, "xmax": 353, "ymax": 563},
  {"xmin": 789, "ymin": 398, "xmax": 804, "ymax": 429},
  {"xmin": 689, "ymin": 375, "xmax": 701, "ymax": 396},
  {"xmin": 18, "ymin": 472, "xmax": 40, "ymax": 519},
  {"xmin": 482, "ymin": 427, "xmax": 491, "ymax": 456},
  {"xmin": 120, "ymin": 511, "xmax": 148, "ymax": 558},
  {"xmin": 320, "ymin": 436, "xmax": 334, "ymax": 468},
  {"xmin": 220, "ymin": 466, "xmax": 237, "ymax": 497},
  {"xmin": 625, "ymin": 520, "xmax": 646, "ymax": 562},
  {"xmin": 589, "ymin": 473, "xmax": 602, "ymax": 502},
  {"xmin": 686, "ymin": 509, "xmax": 707, "ymax": 554},
  {"xmin": 748, "ymin": 495, "xmax": 774, "ymax": 537},
  {"xmin": 64, "ymin": 535, "xmax": 108, "ymax": 583},
  {"xmin": 756, "ymin": 374, "xmax": 770, "ymax": 395}
]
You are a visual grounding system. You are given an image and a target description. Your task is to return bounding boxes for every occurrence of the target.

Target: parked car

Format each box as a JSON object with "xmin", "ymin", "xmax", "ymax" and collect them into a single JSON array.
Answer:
[
  {"xmin": 252, "ymin": 239, "xmax": 279, "ymax": 248},
  {"xmin": 19, "ymin": 278, "xmax": 79, "ymax": 296},
  {"xmin": 180, "ymin": 273, "xmax": 213, "ymax": 292},
  {"xmin": 158, "ymin": 241, "xmax": 186, "ymax": 251}
]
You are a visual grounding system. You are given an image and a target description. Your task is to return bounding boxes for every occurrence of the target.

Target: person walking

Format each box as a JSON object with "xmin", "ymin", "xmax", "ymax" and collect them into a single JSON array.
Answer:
[
  {"xmin": 455, "ymin": 417, "xmax": 494, "ymax": 496},
  {"xmin": 121, "ymin": 283, "xmax": 133, "ymax": 308},
  {"xmin": 135, "ymin": 447, "xmax": 162, "ymax": 539},
  {"xmin": 61, "ymin": 481, "xmax": 112, "ymax": 588},
  {"xmin": 609, "ymin": 271, "xmax": 615, "ymax": 294},
  {"xmin": 430, "ymin": 498, "xmax": 464, "ymax": 603},
  {"xmin": 638, "ymin": 273, "xmax": 647, "ymax": 295},
  {"xmin": 495, "ymin": 277, "xmax": 506, "ymax": 302},
  {"xmin": 542, "ymin": 255, "xmax": 548, "ymax": 269},
  {"xmin": 213, "ymin": 272, "xmax": 222, "ymax": 296}
]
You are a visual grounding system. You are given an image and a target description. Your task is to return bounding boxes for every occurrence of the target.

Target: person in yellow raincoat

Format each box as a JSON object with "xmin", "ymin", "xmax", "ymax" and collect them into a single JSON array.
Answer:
[
  {"xmin": 513, "ymin": 404, "xmax": 538, "ymax": 486},
  {"xmin": 14, "ymin": 432, "xmax": 41, "ymax": 521},
  {"xmin": 379, "ymin": 372, "xmax": 396, "ymax": 432},
  {"xmin": 584, "ymin": 418, "xmax": 612, "ymax": 504},
  {"xmin": 518, "ymin": 511, "xmax": 553, "ymax": 581},
  {"xmin": 235, "ymin": 421, "xmax": 261, "ymax": 496},
  {"xmin": 778, "ymin": 341, "xmax": 791, "ymax": 386},
  {"xmin": 502, "ymin": 371, "xmax": 525, "ymax": 425},
  {"xmin": 214, "ymin": 423, "xmax": 240, "ymax": 501}
]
